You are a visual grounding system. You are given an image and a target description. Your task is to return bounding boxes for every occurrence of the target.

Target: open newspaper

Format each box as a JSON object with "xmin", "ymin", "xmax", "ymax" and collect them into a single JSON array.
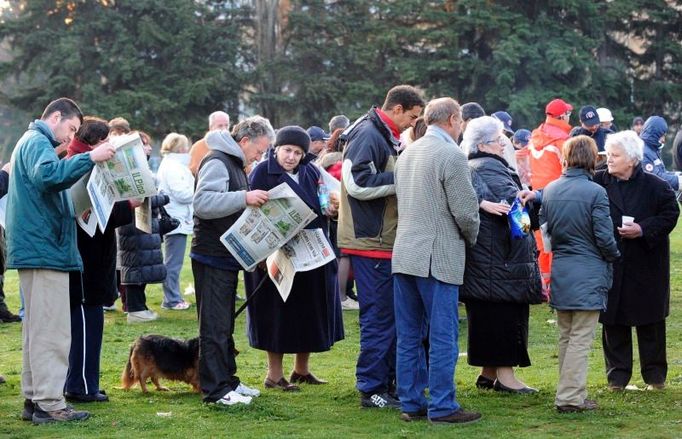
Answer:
[
  {"xmin": 71, "ymin": 133, "xmax": 157, "ymax": 233},
  {"xmin": 265, "ymin": 229, "xmax": 335, "ymax": 301},
  {"xmin": 220, "ymin": 182, "xmax": 335, "ymax": 301}
]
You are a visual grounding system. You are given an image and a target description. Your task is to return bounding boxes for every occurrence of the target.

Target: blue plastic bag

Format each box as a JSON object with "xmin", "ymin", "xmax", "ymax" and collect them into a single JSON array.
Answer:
[{"xmin": 507, "ymin": 198, "xmax": 531, "ymax": 240}]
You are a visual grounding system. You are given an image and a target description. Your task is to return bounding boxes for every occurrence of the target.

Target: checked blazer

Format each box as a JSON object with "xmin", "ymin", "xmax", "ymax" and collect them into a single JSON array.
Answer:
[{"xmin": 392, "ymin": 127, "xmax": 480, "ymax": 285}]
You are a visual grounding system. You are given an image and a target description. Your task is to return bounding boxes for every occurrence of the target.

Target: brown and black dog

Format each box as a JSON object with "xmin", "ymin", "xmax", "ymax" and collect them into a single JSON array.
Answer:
[{"xmin": 121, "ymin": 335, "xmax": 200, "ymax": 393}]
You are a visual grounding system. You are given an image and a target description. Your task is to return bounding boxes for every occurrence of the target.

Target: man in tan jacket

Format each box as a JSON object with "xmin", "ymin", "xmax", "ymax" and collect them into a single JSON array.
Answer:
[{"xmin": 392, "ymin": 97, "xmax": 481, "ymax": 425}]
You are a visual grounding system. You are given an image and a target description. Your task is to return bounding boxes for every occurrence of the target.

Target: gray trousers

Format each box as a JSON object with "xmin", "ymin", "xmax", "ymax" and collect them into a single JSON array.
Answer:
[
  {"xmin": 162, "ymin": 234, "xmax": 188, "ymax": 307},
  {"xmin": 20, "ymin": 269, "xmax": 70, "ymax": 411}
]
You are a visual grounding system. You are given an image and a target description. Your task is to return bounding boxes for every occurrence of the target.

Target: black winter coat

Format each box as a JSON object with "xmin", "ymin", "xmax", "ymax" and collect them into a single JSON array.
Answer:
[
  {"xmin": 117, "ymin": 194, "xmax": 169, "ymax": 285},
  {"xmin": 69, "ymin": 201, "xmax": 133, "ymax": 307},
  {"xmin": 594, "ymin": 166, "xmax": 679, "ymax": 325},
  {"xmin": 460, "ymin": 152, "xmax": 543, "ymax": 304}
]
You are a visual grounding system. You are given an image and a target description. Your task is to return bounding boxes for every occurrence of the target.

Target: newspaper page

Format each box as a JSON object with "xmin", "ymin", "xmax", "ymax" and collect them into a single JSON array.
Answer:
[
  {"xmin": 265, "ymin": 228, "xmax": 336, "ymax": 301},
  {"xmin": 76, "ymin": 209, "xmax": 98, "ymax": 238},
  {"xmin": 220, "ymin": 182, "xmax": 317, "ymax": 271},
  {"xmin": 135, "ymin": 197, "xmax": 152, "ymax": 234},
  {"xmin": 86, "ymin": 133, "xmax": 156, "ymax": 232}
]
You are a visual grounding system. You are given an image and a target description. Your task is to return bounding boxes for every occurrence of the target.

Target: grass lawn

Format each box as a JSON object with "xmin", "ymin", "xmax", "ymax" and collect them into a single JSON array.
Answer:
[{"xmin": 1, "ymin": 229, "xmax": 681, "ymax": 439}]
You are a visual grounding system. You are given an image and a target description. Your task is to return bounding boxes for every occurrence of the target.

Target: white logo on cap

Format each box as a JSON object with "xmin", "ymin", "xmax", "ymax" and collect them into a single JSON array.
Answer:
[{"xmin": 586, "ymin": 111, "xmax": 595, "ymax": 118}]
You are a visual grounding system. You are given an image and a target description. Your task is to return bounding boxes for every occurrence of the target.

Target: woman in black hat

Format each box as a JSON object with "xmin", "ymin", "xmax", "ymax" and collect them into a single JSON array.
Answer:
[{"xmin": 245, "ymin": 126, "xmax": 344, "ymax": 392}]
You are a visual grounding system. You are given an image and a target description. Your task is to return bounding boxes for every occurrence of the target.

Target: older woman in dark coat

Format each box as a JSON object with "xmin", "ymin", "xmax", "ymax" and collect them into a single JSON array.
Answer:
[
  {"xmin": 64, "ymin": 117, "xmax": 135, "ymax": 402},
  {"xmin": 459, "ymin": 116, "xmax": 543, "ymax": 394},
  {"xmin": 245, "ymin": 126, "xmax": 344, "ymax": 392},
  {"xmin": 595, "ymin": 130, "xmax": 679, "ymax": 391}
]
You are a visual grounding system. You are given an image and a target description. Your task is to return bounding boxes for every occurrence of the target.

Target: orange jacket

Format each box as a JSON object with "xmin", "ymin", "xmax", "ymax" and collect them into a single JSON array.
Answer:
[
  {"xmin": 188, "ymin": 137, "xmax": 209, "ymax": 176},
  {"xmin": 528, "ymin": 117, "xmax": 571, "ymax": 189}
]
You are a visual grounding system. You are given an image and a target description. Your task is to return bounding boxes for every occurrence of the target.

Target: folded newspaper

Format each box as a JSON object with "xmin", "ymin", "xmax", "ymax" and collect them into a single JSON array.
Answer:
[
  {"xmin": 220, "ymin": 182, "xmax": 335, "ymax": 301},
  {"xmin": 70, "ymin": 133, "xmax": 157, "ymax": 234}
]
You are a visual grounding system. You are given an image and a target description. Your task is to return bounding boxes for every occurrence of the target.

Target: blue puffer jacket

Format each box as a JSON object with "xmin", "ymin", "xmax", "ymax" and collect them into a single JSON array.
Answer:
[
  {"xmin": 117, "ymin": 194, "xmax": 169, "ymax": 285},
  {"xmin": 6, "ymin": 120, "xmax": 94, "ymax": 271},
  {"xmin": 640, "ymin": 116, "xmax": 677, "ymax": 190}
]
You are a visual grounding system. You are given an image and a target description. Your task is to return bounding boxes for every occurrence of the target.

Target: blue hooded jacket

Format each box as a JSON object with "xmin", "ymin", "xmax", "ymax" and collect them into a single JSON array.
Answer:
[
  {"xmin": 640, "ymin": 116, "xmax": 677, "ymax": 190},
  {"xmin": 6, "ymin": 120, "xmax": 95, "ymax": 271}
]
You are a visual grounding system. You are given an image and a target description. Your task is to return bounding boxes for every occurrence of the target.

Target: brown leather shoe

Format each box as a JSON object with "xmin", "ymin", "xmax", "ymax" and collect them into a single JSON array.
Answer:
[
  {"xmin": 400, "ymin": 408, "xmax": 427, "ymax": 422},
  {"xmin": 290, "ymin": 371, "xmax": 327, "ymax": 385},
  {"xmin": 556, "ymin": 399, "xmax": 598, "ymax": 413},
  {"xmin": 264, "ymin": 377, "xmax": 300, "ymax": 392},
  {"xmin": 430, "ymin": 408, "xmax": 482, "ymax": 424}
]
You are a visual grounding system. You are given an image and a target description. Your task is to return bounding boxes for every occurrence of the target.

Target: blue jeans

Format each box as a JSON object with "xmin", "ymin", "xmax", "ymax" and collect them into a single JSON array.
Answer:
[
  {"xmin": 351, "ymin": 256, "xmax": 396, "ymax": 395},
  {"xmin": 162, "ymin": 234, "xmax": 188, "ymax": 307},
  {"xmin": 394, "ymin": 273, "xmax": 460, "ymax": 418}
]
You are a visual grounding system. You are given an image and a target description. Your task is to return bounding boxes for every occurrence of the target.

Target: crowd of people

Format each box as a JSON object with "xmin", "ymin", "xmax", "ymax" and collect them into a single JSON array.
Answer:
[{"xmin": 0, "ymin": 85, "xmax": 679, "ymax": 425}]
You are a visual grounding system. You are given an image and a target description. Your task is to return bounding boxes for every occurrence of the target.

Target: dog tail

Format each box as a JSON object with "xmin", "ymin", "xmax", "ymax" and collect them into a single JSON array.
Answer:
[{"xmin": 121, "ymin": 344, "xmax": 135, "ymax": 389}]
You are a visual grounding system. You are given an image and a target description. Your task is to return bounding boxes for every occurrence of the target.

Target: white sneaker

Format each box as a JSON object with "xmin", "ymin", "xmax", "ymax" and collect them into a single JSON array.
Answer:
[
  {"xmin": 161, "ymin": 301, "xmax": 190, "ymax": 310},
  {"xmin": 216, "ymin": 390, "xmax": 252, "ymax": 406},
  {"xmin": 341, "ymin": 297, "xmax": 360, "ymax": 310},
  {"xmin": 102, "ymin": 304, "xmax": 117, "ymax": 312},
  {"xmin": 235, "ymin": 383, "xmax": 260, "ymax": 397},
  {"xmin": 127, "ymin": 310, "xmax": 159, "ymax": 323}
]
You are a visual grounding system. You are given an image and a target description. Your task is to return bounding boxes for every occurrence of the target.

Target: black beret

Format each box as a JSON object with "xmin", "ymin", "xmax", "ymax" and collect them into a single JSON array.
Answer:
[{"xmin": 275, "ymin": 126, "xmax": 310, "ymax": 153}]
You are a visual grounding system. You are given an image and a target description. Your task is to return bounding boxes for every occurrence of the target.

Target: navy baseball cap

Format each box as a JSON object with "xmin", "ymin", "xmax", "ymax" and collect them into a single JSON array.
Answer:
[
  {"xmin": 512, "ymin": 129, "xmax": 531, "ymax": 146},
  {"xmin": 307, "ymin": 126, "xmax": 330, "ymax": 141},
  {"xmin": 579, "ymin": 106, "xmax": 600, "ymax": 127},
  {"xmin": 492, "ymin": 111, "xmax": 514, "ymax": 134}
]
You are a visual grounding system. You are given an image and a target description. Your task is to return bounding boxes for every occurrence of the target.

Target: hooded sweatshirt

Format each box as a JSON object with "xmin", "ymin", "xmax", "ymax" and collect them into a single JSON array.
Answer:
[
  {"xmin": 640, "ymin": 116, "xmax": 678, "ymax": 190},
  {"xmin": 191, "ymin": 130, "xmax": 249, "ymax": 268}
]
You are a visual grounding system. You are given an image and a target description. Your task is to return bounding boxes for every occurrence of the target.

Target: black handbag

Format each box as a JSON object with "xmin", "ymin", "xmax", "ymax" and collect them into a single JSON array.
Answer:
[{"xmin": 158, "ymin": 205, "xmax": 180, "ymax": 236}]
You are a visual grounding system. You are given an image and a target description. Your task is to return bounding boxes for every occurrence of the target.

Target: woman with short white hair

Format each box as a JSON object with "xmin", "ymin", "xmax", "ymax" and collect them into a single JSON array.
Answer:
[
  {"xmin": 595, "ymin": 130, "xmax": 679, "ymax": 391},
  {"xmin": 157, "ymin": 132, "xmax": 194, "ymax": 310},
  {"xmin": 460, "ymin": 116, "xmax": 544, "ymax": 394}
]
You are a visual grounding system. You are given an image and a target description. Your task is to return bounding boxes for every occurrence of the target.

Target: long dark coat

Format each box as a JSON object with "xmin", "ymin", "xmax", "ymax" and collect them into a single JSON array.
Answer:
[
  {"xmin": 594, "ymin": 165, "xmax": 679, "ymax": 325},
  {"xmin": 460, "ymin": 152, "xmax": 543, "ymax": 304},
  {"xmin": 245, "ymin": 151, "xmax": 344, "ymax": 353}
]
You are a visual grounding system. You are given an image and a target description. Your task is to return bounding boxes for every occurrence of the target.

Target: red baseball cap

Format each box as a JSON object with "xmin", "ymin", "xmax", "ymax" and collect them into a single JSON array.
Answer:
[{"xmin": 545, "ymin": 99, "xmax": 573, "ymax": 117}]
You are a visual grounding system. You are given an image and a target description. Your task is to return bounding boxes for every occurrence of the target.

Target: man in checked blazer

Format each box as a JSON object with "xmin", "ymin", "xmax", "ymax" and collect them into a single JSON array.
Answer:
[{"xmin": 392, "ymin": 97, "xmax": 481, "ymax": 425}]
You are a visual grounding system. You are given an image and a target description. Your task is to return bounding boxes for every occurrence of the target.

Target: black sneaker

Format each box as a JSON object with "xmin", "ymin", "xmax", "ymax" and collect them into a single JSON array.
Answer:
[
  {"xmin": 21, "ymin": 399, "xmax": 34, "ymax": 421},
  {"xmin": 0, "ymin": 307, "xmax": 21, "ymax": 323},
  {"xmin": 32, "ymin": 405, "xmax": 90, "ymax": 424},
  {"xmin": 361, "ymin": 392, "xmax": 401, "ymax": 409}
]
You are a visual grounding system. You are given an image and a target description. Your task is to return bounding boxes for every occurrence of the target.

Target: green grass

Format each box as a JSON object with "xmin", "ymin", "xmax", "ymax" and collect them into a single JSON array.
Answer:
[{"xmin": 1, "ymin": 230, "xmax": 682, "ymax": 439}]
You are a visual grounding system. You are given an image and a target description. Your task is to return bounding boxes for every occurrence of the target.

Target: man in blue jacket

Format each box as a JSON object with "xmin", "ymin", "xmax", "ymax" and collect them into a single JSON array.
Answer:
[
  {"xmin": 337, "ymin": 85, "xmax": 424, "ymax": 408},
  {"xmin": 6, "ymin": 98, "xmax": 115, "ymax": 424}
]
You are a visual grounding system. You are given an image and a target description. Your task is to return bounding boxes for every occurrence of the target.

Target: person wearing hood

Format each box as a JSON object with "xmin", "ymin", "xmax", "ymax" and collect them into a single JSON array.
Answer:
[
  {"xmin": 157, "ymin": 133, "xmax": 194, "ymax": 311},
  {"xmin": 640, "ymin": 116, "xmax": 681, "ymax": 191},
  {"xmin": 191, "ymin": 116, "xmax": 274, "ymax": 407},
  {"xmin": 245, "ymin": 126, "xmax": 344, "ymax": 393}
]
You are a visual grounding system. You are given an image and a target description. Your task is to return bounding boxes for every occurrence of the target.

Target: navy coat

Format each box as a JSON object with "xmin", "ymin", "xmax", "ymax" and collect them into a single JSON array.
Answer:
[{"xmin": 245, "ymin": 151, "xmax": 344, "ymax": 353}]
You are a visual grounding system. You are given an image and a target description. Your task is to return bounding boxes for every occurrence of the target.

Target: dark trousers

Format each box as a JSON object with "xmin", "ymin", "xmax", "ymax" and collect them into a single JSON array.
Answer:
[
  {"xmin": 351, "ymin": 256, "xmax": 396, "ymax": 395},
  {"xmin": 192, "ymin": 260, "xmax": 239, "ymax": 402},
  {"xmin": 602, "ymin": 321, "xmax": 667, "ymax": 386},
  {"xmin": 125, "ymin": 284, "xmax": 148, "ymax": 312},
  {"xmin": 65, "ymin": 303, "xmax": 104, "ymax": 395}
]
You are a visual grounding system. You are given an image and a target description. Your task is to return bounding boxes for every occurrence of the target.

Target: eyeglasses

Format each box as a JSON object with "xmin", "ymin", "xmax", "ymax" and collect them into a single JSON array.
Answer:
[{"xmin": 486, "ymin": 136, "xmax": 506, "ymax": 145}]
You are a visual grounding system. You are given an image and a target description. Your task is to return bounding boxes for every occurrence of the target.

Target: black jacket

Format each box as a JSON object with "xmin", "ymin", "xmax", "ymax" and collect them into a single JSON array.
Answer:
[
  {"xmin": 594, "ymin": 166, "xmax": 679, "ymax": 325},
  {"xmin": 69, "ymin": 201, "xmax": 133, "ymax": 307},
  {"xmin": 460, "ymin": 152, "xmax": 543, "ymax": 304},
  {"xmin": 117, "ymin": 194, "xmax": 169, "ymax": 285}
]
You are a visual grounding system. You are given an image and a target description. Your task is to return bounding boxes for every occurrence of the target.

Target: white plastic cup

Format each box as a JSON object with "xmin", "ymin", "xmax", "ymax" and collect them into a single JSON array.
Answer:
[{"xmin": 622, "ymin": 215, "xmax": 634, "ymax": 227}]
